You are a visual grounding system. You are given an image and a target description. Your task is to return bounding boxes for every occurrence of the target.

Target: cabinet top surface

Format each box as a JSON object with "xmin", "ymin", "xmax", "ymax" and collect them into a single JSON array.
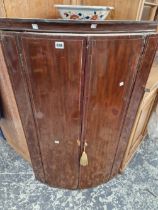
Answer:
[{"xmin": 0, "ymin": 18, "xmax": 157, "ymax": 34}]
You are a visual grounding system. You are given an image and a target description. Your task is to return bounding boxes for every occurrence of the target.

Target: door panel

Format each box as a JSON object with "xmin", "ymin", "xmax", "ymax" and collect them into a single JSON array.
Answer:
[
  {"xmin": 0, "ymin": 42, "xmax": 30, "ymax": 161},
  {"xmin": 111, "ymin": 35, "xmax": 158, "ymax": 177},
  {"xmin": 79, "ymin": 36, "xmax": 145, "ymax": 188},
  {"xmin": 1, "ymin": 33, "xmax": 45, "ymax": 182},
  {"xmin": 20, "ymin": 34, "xmax": 86, "ymax": 189}
]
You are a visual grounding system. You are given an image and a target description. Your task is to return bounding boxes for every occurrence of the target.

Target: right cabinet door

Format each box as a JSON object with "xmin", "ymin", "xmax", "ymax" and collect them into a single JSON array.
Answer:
[{"xmin": 79, "ymin": 35, "xmax": 145, "ymax": 188}]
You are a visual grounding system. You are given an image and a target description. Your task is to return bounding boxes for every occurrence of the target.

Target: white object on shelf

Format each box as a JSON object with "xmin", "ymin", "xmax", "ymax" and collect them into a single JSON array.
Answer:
[{"xmin": 54, "ymin": 5, "xmax": 114, "ymax": 21}]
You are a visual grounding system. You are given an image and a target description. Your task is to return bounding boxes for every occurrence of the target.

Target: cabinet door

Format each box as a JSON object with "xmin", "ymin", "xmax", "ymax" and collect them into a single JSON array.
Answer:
[
  {"xmin": 0, "ymin": 42, "xmax": 30, "ymax": 161},
  {"xmin": 79, "ymin": 35, "xmax": 145, "ymax": 188},
  {"xmin": 20, "ymin": 34, "xmax": 86, "ymax": 189}
]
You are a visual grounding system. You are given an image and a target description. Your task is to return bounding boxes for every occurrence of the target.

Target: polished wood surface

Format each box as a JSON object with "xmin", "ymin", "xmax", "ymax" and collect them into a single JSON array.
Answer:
[
  {"xmin": 0, "ymin": 20, "xmax": 158, "ymax": 189},
  {"xmin": 1, "ymin": 33, "xmax": 45, "ymax": 182},
  {"xmin": 79, "ymin": 35, "xmax": 144, "ymax": 188},
  {"xmin": 19, "ymin": 34, "xmax": 86, "ymax": 189},
  {"xmin": 0, "ymin": 18, "xmax": 157, "ymax": 33},
  {"xmin": 111, "ymin": 34, "xmax": 158, "ymax": 178},
  {"xmin": 0, "ymin": 43, "xmax": 30, "ymax": 161},
  {"xmin": 120, "ymin": 48, "xmax": 158, "ymax": 171}
]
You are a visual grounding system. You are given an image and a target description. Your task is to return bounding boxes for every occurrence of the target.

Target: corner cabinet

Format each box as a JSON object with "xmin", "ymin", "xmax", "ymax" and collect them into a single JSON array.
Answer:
[{"xmin": 0, "ymin": 19, "xmax": 158, "ymax": 189}]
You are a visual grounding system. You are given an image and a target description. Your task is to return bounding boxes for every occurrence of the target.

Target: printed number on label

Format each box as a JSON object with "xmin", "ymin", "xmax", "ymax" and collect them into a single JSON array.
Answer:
[{"xmin": 55, "ymin": 42, "xmax": 64, "ymax": 49}]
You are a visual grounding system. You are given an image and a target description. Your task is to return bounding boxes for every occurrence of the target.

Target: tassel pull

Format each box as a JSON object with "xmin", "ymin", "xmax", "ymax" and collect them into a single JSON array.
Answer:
[{"xmin": 80, "ymin": 142, "xmax": 88, "ymax": 166}]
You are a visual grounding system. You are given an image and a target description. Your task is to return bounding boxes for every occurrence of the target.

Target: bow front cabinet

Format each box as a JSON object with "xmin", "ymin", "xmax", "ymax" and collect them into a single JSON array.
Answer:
[{"xmin": 0, "ymin": 19, "xmax": 158, "ymax": 189}]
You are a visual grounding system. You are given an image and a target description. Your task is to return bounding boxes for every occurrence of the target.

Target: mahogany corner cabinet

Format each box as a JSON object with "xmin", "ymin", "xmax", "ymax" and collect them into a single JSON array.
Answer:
[{"xmin": 0, "ymin": 19, "xmax": 158, "ymax": 189}]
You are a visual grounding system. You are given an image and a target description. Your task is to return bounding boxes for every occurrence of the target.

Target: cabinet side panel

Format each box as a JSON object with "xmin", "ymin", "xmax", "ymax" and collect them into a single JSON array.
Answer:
[
  {"xmin": 1, "ymin": 33, "xmax": 45, "ymax": 182},
  {"xmin": 0, "ymin": 42, "xmax": 30, "ymax": 161},
  {"xmin": 111, "ymin": 34, "xmax": 158, "ymax": 178}
]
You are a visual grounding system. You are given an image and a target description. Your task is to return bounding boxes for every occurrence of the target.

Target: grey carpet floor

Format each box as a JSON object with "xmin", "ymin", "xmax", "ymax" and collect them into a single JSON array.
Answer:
[{"xmin": 0, "ymin": 132, "xmax": 158, "ymax": 210}]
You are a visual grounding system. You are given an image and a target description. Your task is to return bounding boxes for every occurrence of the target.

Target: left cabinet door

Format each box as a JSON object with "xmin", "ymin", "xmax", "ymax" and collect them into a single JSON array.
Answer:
[
  {"xmin": 20, "ymin": 34, "xmax": 85, "ymax": 188},
  {"xmin": 3, "ymin": 33, "xmax": 86, "ymax": 189},
  {"xmin": 20, "ymin": 34, "xmax": 86, "ymax": 189}
]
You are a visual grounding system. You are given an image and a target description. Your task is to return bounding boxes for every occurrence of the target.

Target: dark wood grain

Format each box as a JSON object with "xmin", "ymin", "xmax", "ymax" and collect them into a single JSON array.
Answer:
[
  {"xmin": 19, "ymin": 34, "xmax": 86, "ymax": 189},
  {"xmin": 0, "ymin": 19, "xmax": 158, "ymax": 189},
  {"xmin": 1, "ymin": 33, "xmax": 45, "ymax": 182},
  {"xmin": 111, "ymin": 34, "xmax": 158, "ymax": 178},
  {"xmin": 0, "ymin": 42, "xmax": 30, "ymax": 161},
  {"xmin": 0, "ymin": 18, "xmax": 157, "ymax": 33},
  {"xmin": 79, "ymin": 35, "xmax": 145, "ymax": 188}
]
